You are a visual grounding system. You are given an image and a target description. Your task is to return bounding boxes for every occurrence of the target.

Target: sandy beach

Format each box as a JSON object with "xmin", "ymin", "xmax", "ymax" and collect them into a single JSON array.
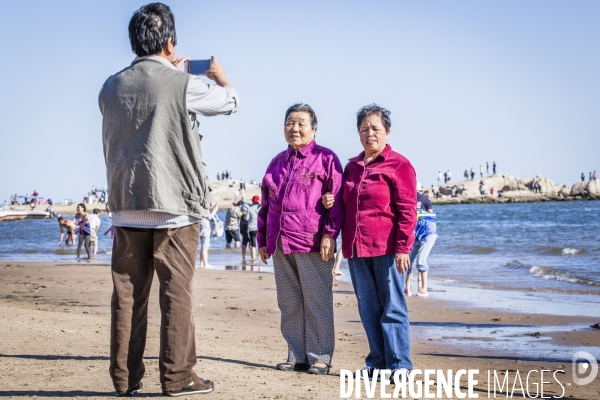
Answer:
[{"xmin": 0, "ymin": 261, "xmax": 598, "ymax": 399}]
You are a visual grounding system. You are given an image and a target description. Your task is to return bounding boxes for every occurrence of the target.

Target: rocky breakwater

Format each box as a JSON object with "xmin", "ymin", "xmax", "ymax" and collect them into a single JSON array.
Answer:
[{"xmin": 424, "ymin": 174, "xmax": 600, "ymax": 204}]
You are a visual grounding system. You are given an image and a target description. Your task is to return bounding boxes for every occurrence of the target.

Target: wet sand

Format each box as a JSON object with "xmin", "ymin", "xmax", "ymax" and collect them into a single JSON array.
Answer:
[{"xmin": 0, "ymin": 261, "xmax": 598, "ymax": 399}]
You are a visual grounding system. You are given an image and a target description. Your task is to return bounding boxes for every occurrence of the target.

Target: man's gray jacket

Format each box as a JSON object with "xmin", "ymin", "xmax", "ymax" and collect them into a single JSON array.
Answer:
[{"xmin": 99, "ymin": 58, "xmax": 211, "ymax": 219}]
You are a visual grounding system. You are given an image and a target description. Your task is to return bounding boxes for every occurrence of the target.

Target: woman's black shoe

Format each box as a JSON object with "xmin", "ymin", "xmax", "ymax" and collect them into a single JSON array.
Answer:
[
  {"xmin": 307, "ymin": 364, "xmax": 330, "ymax": 375},
  {"xmin": 276, "ymin": 362, "xmax": 310, "ymax": 372}
]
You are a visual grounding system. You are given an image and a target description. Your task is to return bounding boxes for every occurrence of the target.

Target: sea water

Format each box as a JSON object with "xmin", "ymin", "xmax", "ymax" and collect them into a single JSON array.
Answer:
[{"xmin": 0, "ymin": 201, "xmax": 598, "ymax": 297}]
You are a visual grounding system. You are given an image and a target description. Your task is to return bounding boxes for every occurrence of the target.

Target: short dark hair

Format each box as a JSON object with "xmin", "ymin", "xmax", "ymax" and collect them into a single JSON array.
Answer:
[
  {"xmin": 284, "ymin": 103, "xmax": 318, "ymax": 130},
  {"xmin": 128, "ymin": 3, "xmax": 177, "ymax": 57},
  {"xmin": 93, "ymin": 208, "xmax": 100, "ymax": 214},
  {"xmin": 58, "ymin": 216, "xmax": 63, "ymax": 222},
  {"xmin": 356, "ymin": 104, "xmax": 391, "ymax": 131},
  {"xmin": 77, "ymin": 203, "xmax": 86, "ymax": 212}
]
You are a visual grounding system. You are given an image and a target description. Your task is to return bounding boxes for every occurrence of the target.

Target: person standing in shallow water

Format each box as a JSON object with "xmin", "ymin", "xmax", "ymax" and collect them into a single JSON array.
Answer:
[
  {"xmin": 406, "ymin": 192, "xmax": 437, "ymax": 297},
  {"xmin": 74, "ymin": 203, "xmax": 92, "ymax": 259},
  {"xmin": 257, "ymin": 103, "xmax": 344, "ymax": 375}
]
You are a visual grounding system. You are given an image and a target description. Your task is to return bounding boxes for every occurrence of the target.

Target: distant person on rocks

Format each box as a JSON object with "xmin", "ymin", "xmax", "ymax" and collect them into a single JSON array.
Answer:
[
  {"xmin": 486, "ymin": 161, "xmax": 489, "ymax": 175},
  {"xmin": 225, "ymin": 201, "xmax": 243, "ymax": 248},
  {"xmin": 464, "ymin": 169, "xmax": 468, "ymax": 180},
  {"xmin": 594, "ymin": 171, "xmax": 598, "ymax": 180},
  {"xmin": 470, "ymin": 167, "xmax": 475, "ymax": 180},
  {"xmin": 447, "ymin": 170, "xmax": 451, "ymax": 182},
  {"xmin": 480, "ymin": 165, "xmax": 483, "ymax": 178},
  {"xmin": 590, "ymin": 172, "xmax": 593, "ymax": 181},
  {"xmin": 493, "ymin": 161, "xmax": 497, "ymax": 174},
  {"xmin": 479, "ymin": 182, "xmax": 486, "ymax": 195},
  {"xmin": 431, "ymin": 185, "xmax": 437, "ymax": 199},
  {"xmin": 581, "ymin": 172, "xmax": 586, "ymax": 181},
  {"xmin": 437, "ymin": 171, "xmax": 442, "ymax": 186},
  {"xmin": 490, "ymin": 187, "xmax": 495, "ymax": 195},
  {"xmin": 89, "ymin": 208, "xmax": 101, "ymax": 257},
  {"xmin": 406, "ymin": 192, "xmax": 437, "ymax": 297},
  {"xmin": 443, "ymin": 171, "xmax": 447, "ymax": 184},
  {"xmin": 217, "ymin": 172, "xmax": 221, "ymax": 181},
  {"xmin": 58, "ymin": 217, "xmax": 76, "ymax": 245}
]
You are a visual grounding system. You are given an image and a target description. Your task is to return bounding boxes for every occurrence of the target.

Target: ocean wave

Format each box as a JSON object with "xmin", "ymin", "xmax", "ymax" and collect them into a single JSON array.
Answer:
[
  {"xmin": 503, "ymin": 260, "xmax": 528, "ymax": 269},
  {"xmin": 561, "ymin": 248, "xmax": 584, "ymax": 256},
  {"xmin": 535, "ymin": 246, "xmax": 587, "ymax": 255},
  {"xmin": 53, "ymin": 248, "xmax": 78, "ymax": 255},
  {"xmin": 529, "ymin": 266, "xmax": 600, "ymax": 287},
  {"xmin": 452, "ymin": 245, "xmax": 497, "ymax": 254}
]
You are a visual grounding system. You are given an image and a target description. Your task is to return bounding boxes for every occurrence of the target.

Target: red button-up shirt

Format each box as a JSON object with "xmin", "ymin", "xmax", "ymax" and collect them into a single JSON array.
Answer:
[{"xmin": 342, "ymin": 144, "xmax": 417, "ymax": 258}]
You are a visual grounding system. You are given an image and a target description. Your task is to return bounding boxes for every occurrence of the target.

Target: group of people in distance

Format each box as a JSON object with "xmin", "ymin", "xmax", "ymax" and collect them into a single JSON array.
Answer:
[
  {"xmin": 57, "ymin": 203, "xmax": 103, "ymax": 259},
  {"xmin": 223, "ymin": 195, "xmax": 260, "ymax": 263},
  {"xmin": 97, "ymin": 3, "xmax": 438, "ymax": 396}
]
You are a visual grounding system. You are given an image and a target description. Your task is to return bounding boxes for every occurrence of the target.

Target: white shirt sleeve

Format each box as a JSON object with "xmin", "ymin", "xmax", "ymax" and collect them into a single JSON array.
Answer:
[{"xmin": 186, "ymin": 75, "xmax": 239, "ymax": 116}]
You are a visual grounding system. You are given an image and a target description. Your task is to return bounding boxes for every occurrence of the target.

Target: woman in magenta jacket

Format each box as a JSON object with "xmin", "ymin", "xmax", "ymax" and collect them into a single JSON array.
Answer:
[
  {"xmin": 342, "ymin": 104, "xmax": 417, "ymax": 380},
  {"xmin": 257, "ymin": 103, "xmax": 344, "ymax": 375}
]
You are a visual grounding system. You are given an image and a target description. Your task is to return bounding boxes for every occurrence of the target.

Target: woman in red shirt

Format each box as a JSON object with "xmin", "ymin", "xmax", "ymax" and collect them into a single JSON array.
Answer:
[{"xmin": 342, "ymin": 104, "xmax": 417, "ymax": 380}]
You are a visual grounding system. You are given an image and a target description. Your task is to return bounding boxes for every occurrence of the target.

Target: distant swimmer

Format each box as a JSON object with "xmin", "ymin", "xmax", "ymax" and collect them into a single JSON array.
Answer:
[{"xmin": 57, "ymin": 217, "xmax": 76, "ymax": 246}]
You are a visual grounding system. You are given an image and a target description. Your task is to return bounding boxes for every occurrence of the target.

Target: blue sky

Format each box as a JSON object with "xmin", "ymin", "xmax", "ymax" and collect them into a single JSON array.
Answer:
[{"xmin": 1, "ymin": 1, "xmax": 598, "ymax": 203}]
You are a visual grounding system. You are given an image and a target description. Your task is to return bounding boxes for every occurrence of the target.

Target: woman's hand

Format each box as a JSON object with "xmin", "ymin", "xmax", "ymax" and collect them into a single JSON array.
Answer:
[
  {"xmin": 320, "ymin": 234, "xmax": 335, "ymax": 261},
  {"xmin": 258, "ymin": 247, "xmax": 270, "ymax": 264},
  {"xmin": 321, "ymin": 192, "xmax": 335, "ymax": 209},
  {"xmin": 395, "ymin": 253, "xmax": 410, "ymax": 274}
]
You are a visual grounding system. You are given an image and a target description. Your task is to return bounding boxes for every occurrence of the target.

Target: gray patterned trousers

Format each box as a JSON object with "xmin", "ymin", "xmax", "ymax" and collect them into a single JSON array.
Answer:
[{"xmin": 273, "ymin": 245, "xmax": 335, "ymax": 365}]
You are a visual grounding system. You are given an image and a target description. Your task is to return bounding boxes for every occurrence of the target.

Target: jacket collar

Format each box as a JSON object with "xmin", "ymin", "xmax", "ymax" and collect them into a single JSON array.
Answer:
[
  {"xmin": 131, "ymin": 55, "xmax": 176, "ymax": 70},
  {"xmin": 286, "ymin": 139, "xmax": 316, "ymax": 160},
  {"xmin": 349, "ymin": 144, "xmax": 392, "ymax": 165}
]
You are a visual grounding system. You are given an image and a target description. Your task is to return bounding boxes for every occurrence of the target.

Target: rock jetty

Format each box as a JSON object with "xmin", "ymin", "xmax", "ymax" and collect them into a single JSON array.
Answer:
[{"xmin": 423, "ymin": 174, "xmax": 600, "ymax": 204}]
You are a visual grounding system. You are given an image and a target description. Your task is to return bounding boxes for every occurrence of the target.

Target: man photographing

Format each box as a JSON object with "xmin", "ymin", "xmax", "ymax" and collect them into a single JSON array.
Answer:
[{"xmin": 99, "ymin": 2, "xmax": 238, "ymax": 396}]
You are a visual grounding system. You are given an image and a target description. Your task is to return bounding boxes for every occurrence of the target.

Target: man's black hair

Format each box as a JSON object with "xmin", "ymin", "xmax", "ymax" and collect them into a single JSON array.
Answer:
[{"xmin": 128, "ymin": 3, "xmax": 177, "ymax": 57}]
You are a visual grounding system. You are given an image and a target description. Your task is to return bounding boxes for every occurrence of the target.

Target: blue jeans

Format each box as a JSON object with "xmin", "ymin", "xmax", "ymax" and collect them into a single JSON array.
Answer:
[
  {"xmin": 348, "ymin": 252, "xmax": 413, "ymax": 370},
  {"xmin": 408, "ymin": 233, "xmax": 437, "ymax": 273}
]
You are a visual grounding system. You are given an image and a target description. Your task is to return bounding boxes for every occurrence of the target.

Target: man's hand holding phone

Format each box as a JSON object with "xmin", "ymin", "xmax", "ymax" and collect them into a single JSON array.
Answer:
[
  {"xmin": 177, "ymin": 56, "xmax": 232, "ymax": 88},
  {"xmin": 205, "ymin": 56, "xmax": 232, "ymax": 87}
]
